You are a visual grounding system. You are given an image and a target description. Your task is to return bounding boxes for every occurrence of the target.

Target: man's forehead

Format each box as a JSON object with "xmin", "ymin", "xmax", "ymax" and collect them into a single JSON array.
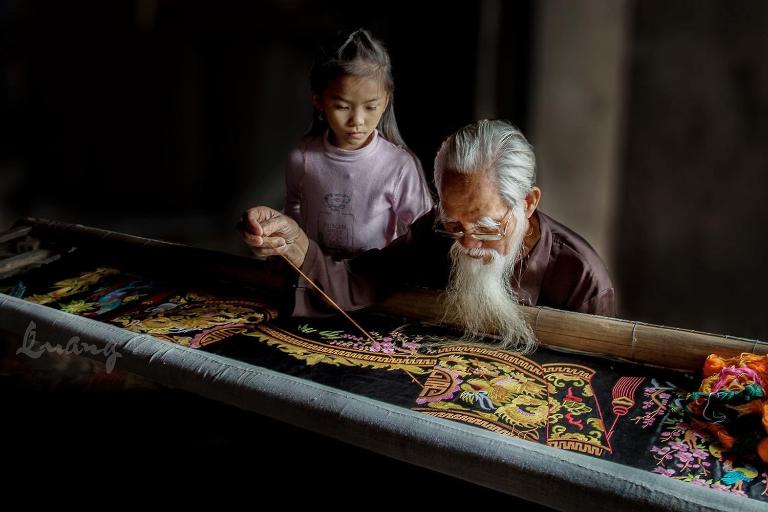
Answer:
[
  {"xmin": 440, "ymin": 169, "xmax": 506, "ymax": 218},
  {"xmin": 442, "ymin": 169, "xmax": 489, "ymax": 186}
]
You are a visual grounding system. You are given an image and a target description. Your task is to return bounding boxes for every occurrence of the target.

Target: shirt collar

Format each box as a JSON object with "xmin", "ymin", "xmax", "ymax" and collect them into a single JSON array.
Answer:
[
  {"xmin": 514, "ymin": 211, "xmax": 551, "ymax": 307},
  {"xmin": 321, "ymin": 129, "xmax": 380, "ymax": 161}
]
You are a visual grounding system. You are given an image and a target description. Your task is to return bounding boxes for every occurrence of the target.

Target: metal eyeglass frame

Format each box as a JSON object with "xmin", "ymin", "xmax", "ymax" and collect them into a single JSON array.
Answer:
[{"xmin": 433, "ymin": 207, "xmax": 512, "ymax": 241}]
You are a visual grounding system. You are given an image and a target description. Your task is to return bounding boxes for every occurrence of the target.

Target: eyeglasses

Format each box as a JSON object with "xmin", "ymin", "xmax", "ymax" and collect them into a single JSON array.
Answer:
[{"xmin": 433, "ymin": 208, "xmax": 512, "ymax": 241}]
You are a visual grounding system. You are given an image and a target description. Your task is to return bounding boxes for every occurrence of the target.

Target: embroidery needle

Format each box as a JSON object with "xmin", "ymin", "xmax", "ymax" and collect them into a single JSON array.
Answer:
[
  {"xmin": 265, "ymin": 239, "xmax": 376, "ymax": 343},
  {"xmin": 264, "ymin": 237, "xmax": 423, "ymax": 388}
]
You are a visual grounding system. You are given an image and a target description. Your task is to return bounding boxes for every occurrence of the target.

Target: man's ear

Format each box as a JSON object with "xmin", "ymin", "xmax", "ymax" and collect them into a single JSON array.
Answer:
[
  {"xmin": 312, "ymin": 94, "xmax": 322, "ymax": 115},
  {"xmin": 524, "ymin": 186, "xmax": 542, "ymax": 218}
]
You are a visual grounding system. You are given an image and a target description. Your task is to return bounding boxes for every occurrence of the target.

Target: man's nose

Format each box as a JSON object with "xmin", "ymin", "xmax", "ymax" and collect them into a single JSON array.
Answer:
[{"xmin": 458, "ymin": 235, "xmax": 483, "ymax": 249}]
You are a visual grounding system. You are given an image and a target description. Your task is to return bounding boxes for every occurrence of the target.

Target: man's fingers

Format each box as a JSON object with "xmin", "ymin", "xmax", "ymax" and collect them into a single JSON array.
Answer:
[
  {"xmin": 243, "ymin": 206, "xmax": 281, "ymax": 236},
  {"xmin": 242, "ymin": 207, "xmax": 293, "ymax": 239},
  {"xmin": 260, "ymin": 236, "xmax": 288, "ymax": 249},
  {"xmin": 259, "ymin": 216, "xmax": 291, "ymax": 240},
  {"xmin": 239, "ymin": 206, "xmax": 304, "ymax": 265},
  {"xmin": 244, "ymin": 211, "xmax": 263, "ymax": 236},
  {"xmin": 245, "ymin": 240, "xmax": 290, "ymax": 258},
  {"xmin": 240, "ymin": 230, "xmax": 287, "ymax": 249},
  {"xmin": 250, "ymin": 247, "xmax": 285, "ymax": 257}
]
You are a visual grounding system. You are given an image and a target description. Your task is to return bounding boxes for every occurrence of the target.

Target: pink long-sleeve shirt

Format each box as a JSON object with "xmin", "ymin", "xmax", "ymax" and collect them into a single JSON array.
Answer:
[{"xmin": 284, "ymin": 130, "xmax": 433, "ymax": 260}]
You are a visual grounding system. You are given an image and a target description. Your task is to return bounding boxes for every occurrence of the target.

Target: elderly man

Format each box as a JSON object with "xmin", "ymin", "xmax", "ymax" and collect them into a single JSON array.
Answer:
[{"xmin": 241, "ymin": 120, "xmax": 615, "ymax": 353}]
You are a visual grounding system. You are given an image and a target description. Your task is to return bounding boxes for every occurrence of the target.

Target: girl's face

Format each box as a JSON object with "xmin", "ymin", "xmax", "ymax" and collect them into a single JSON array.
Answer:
[{"xmin": 315, "ymin": 74, "xmax": 389, "ymax": 150}]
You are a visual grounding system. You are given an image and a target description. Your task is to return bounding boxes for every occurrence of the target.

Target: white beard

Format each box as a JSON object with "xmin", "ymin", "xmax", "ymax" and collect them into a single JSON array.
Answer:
[{"xmin": 442, "ymin": 210, "xmax": 537, "ymax": 353}]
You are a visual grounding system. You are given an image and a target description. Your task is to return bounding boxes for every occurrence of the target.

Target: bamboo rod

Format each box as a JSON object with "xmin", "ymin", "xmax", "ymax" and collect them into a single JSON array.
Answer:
[
  {"xmin": 0, "ymin": 225, "xmax": 32, "ymax": 245},
  {"xmin": 0, "ymin": 249, "xmax": 54, "ymax": 275},
  {"xmin": 371, "ymin": 287, "xmax": 767, "ymax": 371},
  {"xmin": 14, "ymin": 217, "xmax": 292, "ymax": 293}
]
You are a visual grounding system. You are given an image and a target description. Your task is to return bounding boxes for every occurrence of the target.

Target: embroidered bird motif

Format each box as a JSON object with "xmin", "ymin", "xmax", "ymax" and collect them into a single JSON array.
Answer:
[{"xmin": 720, "ymin": 466, "xmax": 759, "ymax": 490}]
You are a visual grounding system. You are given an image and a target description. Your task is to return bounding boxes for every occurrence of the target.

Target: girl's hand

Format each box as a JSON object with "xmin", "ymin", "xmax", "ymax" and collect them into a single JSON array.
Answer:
[{"xmin": 239, "ymin": 206, "xmax": 309, "ymax": 267}]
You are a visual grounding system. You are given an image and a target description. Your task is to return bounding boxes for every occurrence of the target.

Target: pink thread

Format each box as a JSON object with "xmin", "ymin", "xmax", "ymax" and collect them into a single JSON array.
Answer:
[{"xmin": 711, "ymin": 366, "xmax": 763, "ymax": 392}]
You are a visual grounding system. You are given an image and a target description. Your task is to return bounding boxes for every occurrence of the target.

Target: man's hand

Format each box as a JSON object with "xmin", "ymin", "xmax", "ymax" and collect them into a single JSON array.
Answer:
[{"xmin": 238, "ymin": 206, "xmax": 309, "ymax": 268}]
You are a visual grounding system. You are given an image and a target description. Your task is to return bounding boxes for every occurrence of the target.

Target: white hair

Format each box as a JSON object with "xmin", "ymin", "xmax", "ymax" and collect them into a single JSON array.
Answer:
[
  {"xmin": 442, "ymin": 207, "xmax": 537, "ymax": 354},
  {"xmin": 434, "ymin": 119, "xmax": 536, "ymax": 209}
]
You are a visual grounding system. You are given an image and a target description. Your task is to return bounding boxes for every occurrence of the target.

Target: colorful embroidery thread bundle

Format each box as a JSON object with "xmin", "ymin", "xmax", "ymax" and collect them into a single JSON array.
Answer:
[{"xmin": 685, "ymin": 353, "xmax": 768, "ymax": 463}]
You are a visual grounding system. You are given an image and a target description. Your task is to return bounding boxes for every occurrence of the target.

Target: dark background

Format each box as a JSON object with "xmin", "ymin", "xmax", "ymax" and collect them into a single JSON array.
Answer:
[{"xmin": 1, "ymin": 0, "xmax": 766, "ymax": 340}]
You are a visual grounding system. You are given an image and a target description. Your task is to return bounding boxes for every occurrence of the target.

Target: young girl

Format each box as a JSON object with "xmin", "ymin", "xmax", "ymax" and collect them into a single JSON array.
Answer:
[{"xmin": 284, "ymin": 29, "xmax": 433, "ymax": 260}]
